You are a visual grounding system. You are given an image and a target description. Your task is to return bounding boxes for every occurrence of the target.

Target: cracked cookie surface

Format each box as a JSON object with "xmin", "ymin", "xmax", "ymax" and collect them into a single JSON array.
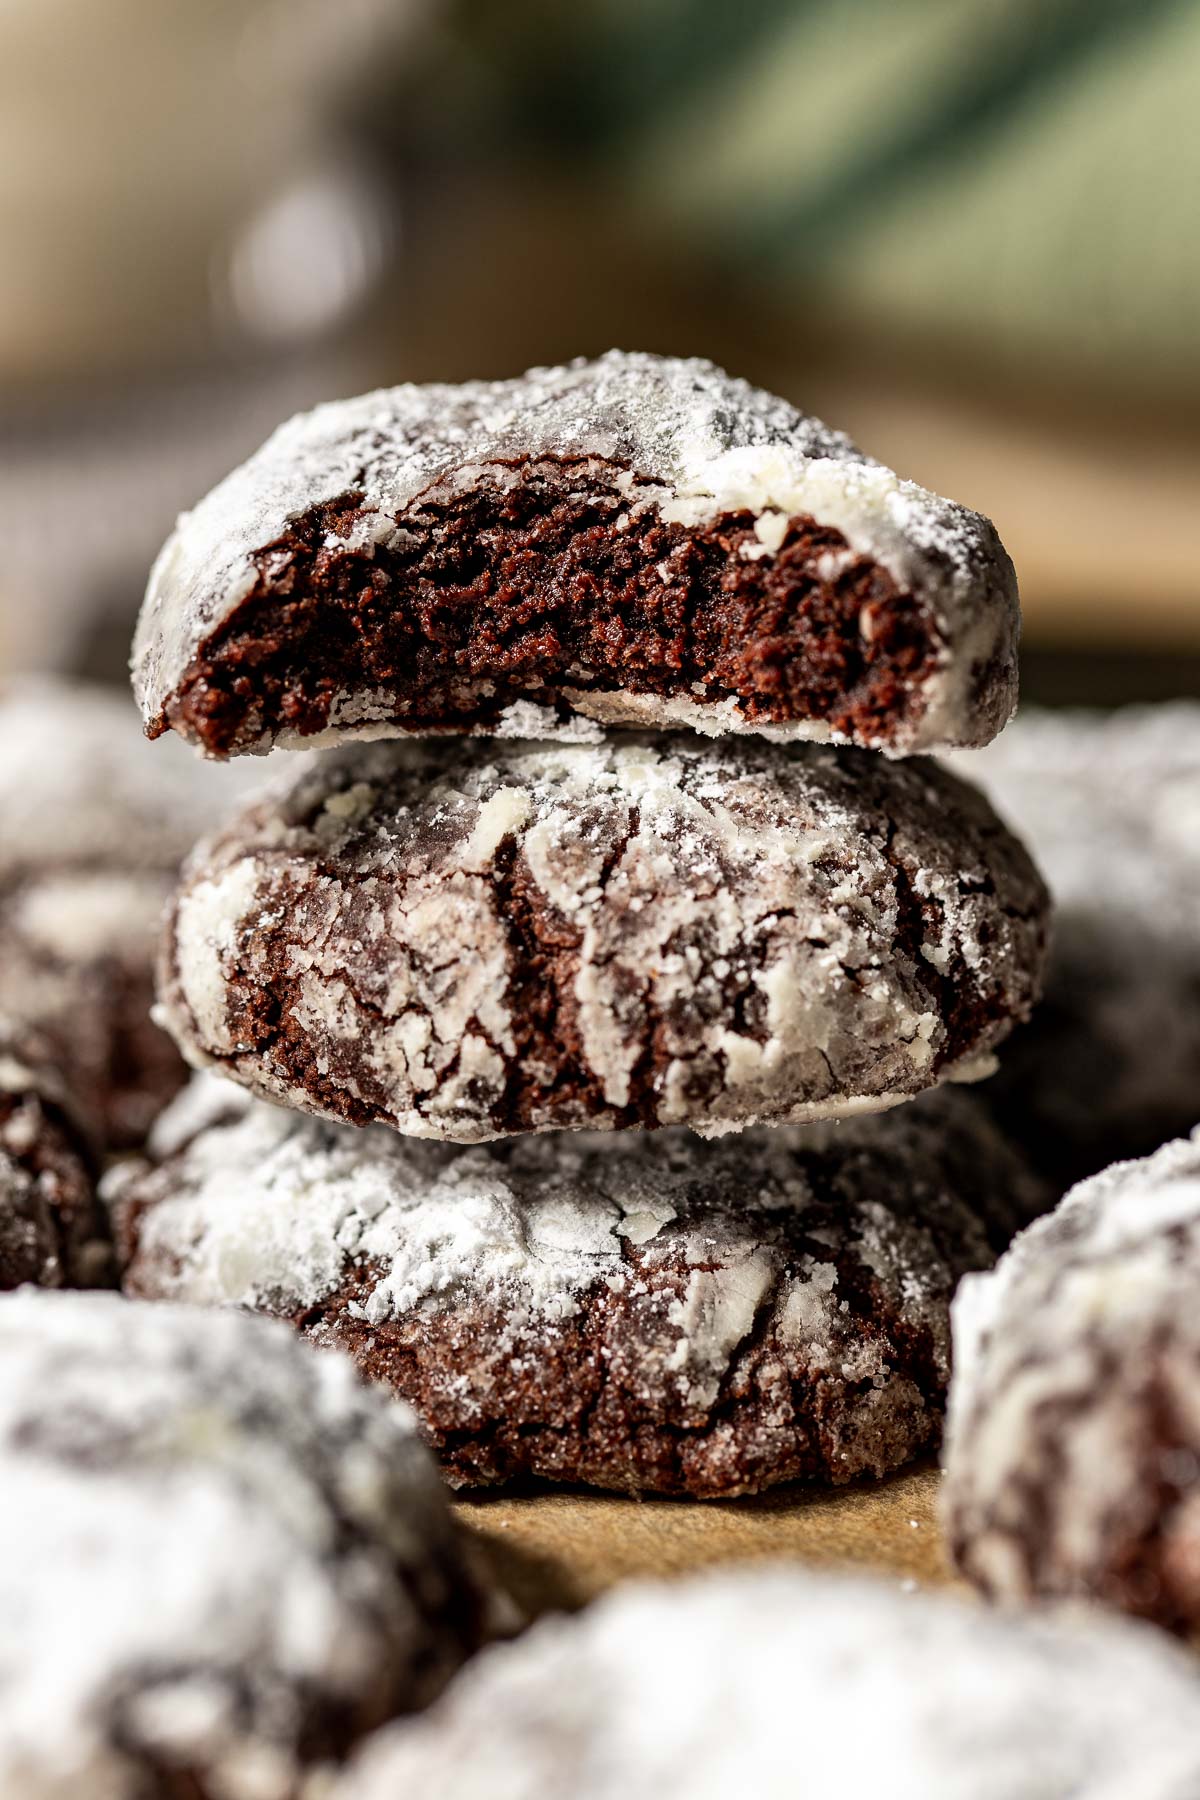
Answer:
[
  {"xmin": 158, "ymin": 734, "xmax": 1048, "ymax": 1141},
  {"xmin": 134, "ymin": 352, "xmax": 1019, "ymax": 758},
  {"xmin": 0, "ymin": 1288, "xmax": 490, "ymax": 1800},
  {"xmin": 945, "ymin": 1131, "xmax": 1200, "ymax": 1634},
  {"xmin": 110, "ymin": 1076, "xmax": 1046, "ymax": 1496}
]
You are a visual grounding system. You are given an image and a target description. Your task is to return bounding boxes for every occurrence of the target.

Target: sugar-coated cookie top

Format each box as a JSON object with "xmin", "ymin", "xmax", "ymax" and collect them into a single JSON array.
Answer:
[
  {"xmin": 331, "ymin": 1566, "xmax": 1200, "ymax": 1800},
  {"xmin": 0, "ymin": 1288, "xmax": 478, "ymax": 1800},
  {"xmin": 134, "ymin": 352, "xmax": 1018, "ymax": 752}
]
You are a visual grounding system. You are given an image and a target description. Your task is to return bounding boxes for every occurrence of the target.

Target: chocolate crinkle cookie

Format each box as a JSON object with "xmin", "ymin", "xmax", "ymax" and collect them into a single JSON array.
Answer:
[
  {"xmin": 108, "ymin": 1077, "xmax": 1046, "ymax": 1497},
  {"xmin": 322, "ymin": 1567, "xmax": 1200, "ymax": 1800},
  {"xmin": 953, "ymin": 703, "xmax": 1200, "ymax": 1190},
  {"xmin": 158, "ymin": 734, "xmax": 1048, "ymax": 1141},
  {"xmin": 0, "ymin": 678, "xmax": 271, "ymax": 1149},
  {"xmin": 0, "ymin": 1017, "xmax": 105, "ymax": 1290},
  {"xmin": 944, "ymin": 1131, "xmax": 1200, "ymax": 1635},
  {"xmin": 0, "ymin": 1288, "xmax": 491, "ymax": 1800},
  {"xmin": 133, "ymin": 352, "xmax": 1019, "ymax": 759}
]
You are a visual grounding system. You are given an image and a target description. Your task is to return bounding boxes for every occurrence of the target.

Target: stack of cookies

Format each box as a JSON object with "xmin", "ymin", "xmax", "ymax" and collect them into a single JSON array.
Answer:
[{"xmin": 116, "ymin": 352, "xmax": 1050, "ymax": 1497}]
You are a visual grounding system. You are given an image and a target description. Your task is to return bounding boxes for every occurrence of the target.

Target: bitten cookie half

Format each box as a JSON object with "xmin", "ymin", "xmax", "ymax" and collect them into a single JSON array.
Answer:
[
  {"xmin": 324, "ymin": 1567, "xmax": 1200, "ymax": 1800},
  {"xmin": 134, "ymin": 352, "xmax": 1019, "ymax": 759},
  {"xmin": 944, "ymin": 1132, "xmax": 1200, "ymax": 1635},
  {"xmin": 107, "ymin": 1079, "xmax": 1046, "ymax": 1498},
  {"xmin": 157, "ymin": 735, "xmax": 1048, "ymax": 1141},
  {"xmin": 0, "ymin": 1017, "xmax": 105, "ymax": 1290},
  {"xmin": 0, "ymin": 1289, "xmax": 491, "ymax": 1800}
]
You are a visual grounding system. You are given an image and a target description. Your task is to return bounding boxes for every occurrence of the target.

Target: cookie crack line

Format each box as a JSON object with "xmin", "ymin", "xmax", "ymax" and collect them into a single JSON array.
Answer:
[{"xmin": 133, "ymin": 353, "xmax": 1019, "ymax": 759}]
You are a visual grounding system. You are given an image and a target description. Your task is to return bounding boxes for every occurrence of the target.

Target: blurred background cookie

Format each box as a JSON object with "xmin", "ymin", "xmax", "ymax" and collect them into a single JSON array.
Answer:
[
  {"xmin": 954, "ymin": 704, "xmax": 1200, "ymax": 1191},
  {"xmin": 0, "ymin": 1288, "xmax": 492, "ymax": 1799},
  {"xmin": 0, "ymin": 678, "xmax": 275, "ymax": 1149},
  {"xmin": 944, "ymin": 1132, "xmax": 1200, "ymax": 1636},
  {"xmin": 0, "ymin": 1015, "xmax": 103, "ymax": 1289},
  {"xmin": 327, "ymin": 1565, "xmax": 1200, "ymax": 1800}
]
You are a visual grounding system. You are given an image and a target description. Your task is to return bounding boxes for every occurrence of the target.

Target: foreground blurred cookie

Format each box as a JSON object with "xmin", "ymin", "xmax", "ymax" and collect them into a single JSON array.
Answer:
[
  {"xmin": 110, "ymin": 1078, "xmax": 1044, "ymax": 1496},
  {"xmin": 0, "ymin": 679, "xmax": 259, "ymax": 1147},
  {"xmin": 0, "ymin": 1017, "xmax": 103, "ymax": 1289},
  {"xmin": 944, "ymin": 1132, "xmax": 1200, "ymax": 1634},
  {"xmin": 158, "ymin": 735, "xmax": 1047, "ymax": 1140},
  {"xmin": 954, "ymin": 704, "xmax": 1200, "ymax": 1189},
  {"xmin": 134, "ymin": 352, "xmax": 1019, "ymax": 758},
  {"xmin": 322, "ymin": 1567, "xmax": 1200, "ymax": 1800},
  {"xmin": 0, "ymin": 1289, "xmax": 489, "ymax": 1799}
]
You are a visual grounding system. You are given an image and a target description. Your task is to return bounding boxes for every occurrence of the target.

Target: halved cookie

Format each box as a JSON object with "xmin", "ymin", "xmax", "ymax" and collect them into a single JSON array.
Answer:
[{"xmin": 134, "ymin": 352, "xmax": 1019, "ymax": 758}]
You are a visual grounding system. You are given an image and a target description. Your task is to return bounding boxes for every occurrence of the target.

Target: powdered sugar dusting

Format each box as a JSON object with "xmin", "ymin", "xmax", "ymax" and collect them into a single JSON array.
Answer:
[
  {"xmin": 159, "ymin": 734, "xmax": 1047, "ymax": 1141},
  {"xmin": 330, "ymin": 1566, "xmax": 1200, "ymax": 1800},
  {"xmin": 0, "ymin": 1288, "xmax": 482, "ymax": 1799},
  {"xmin": 134, "ymin": 352, "xmax": 1018, "ymax": 755}
]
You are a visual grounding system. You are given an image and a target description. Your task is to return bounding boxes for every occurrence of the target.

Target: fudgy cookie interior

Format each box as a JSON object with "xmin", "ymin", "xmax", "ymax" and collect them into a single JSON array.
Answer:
[{"xmin": 153, "ymin": 458, "xmax": 939, "ymax": 755}]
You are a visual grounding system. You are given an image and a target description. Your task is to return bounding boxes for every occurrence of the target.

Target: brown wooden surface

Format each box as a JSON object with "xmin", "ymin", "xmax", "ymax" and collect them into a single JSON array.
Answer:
[{"xmin": 453, "ymin": 1464, "xmax": 959, "ymax": 1618}]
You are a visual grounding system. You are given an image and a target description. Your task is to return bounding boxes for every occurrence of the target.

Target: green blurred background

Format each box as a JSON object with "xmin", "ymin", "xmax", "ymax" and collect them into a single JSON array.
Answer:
[{"xmin": 1, "ymin": 0, "xmax": 1196, "ymax": 697}]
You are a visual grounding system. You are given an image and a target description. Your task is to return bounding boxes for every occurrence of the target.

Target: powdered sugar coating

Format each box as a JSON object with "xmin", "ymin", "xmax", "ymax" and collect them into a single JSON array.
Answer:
[
  {"xmin": 158, "ymin": 734, "xmax": 1048, "ymax": 1142},
  {"xmin": 0, "ymin": 1288, "xmax": 486, "ymax": 1800},
  {"xmin": 134, "ymin": 352, "xmax": 1019, "ymax": 755},
  {"xmin": 324, "ymin": 1566, "xmax": 1200, "ymax": 1800},
  {"xmin": 944, "ymin": 1132, "xmax": 1200, "ymax": 1628},
  {"xmin": 108, "ymin": 1079, "xmax": 1045, "ymax": 1494},
  {"xmin": 953, "ymin": 704, "xmax": 1200, "ymax": 1187}
]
